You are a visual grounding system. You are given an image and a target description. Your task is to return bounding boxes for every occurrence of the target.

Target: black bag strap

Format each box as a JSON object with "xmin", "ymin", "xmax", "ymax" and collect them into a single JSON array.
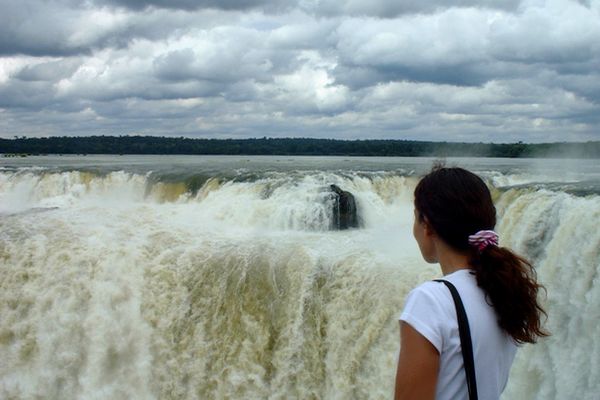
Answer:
[{"xmin": 434, "ymin": 279, "xmax": 479, "ymax": 400}]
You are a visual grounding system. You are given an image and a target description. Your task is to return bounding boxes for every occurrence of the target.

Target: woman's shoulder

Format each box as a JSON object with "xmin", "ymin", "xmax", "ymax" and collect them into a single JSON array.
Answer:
[
  {"xmin": 400, "ymin": 279, "xmax": 459, "ymax": 354},
  {"xmin": 403, "ymin": 279, "xmax": 455, "ymax": 315},
  {"xmin": 410, "ymin": 279, "xmax": 449, "ymax": 297}
]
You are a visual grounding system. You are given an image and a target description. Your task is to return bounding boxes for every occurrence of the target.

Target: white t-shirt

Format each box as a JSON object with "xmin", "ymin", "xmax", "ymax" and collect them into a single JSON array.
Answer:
[{"xmin": 399, "ymin": 269, "xmax": 517, "ymax": 400}]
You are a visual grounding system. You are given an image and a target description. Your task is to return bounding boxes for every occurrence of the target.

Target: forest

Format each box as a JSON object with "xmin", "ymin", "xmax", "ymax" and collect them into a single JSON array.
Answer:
[{"xmin": 1, "ymin": 136, "xmax": 599, "ymax": 158}]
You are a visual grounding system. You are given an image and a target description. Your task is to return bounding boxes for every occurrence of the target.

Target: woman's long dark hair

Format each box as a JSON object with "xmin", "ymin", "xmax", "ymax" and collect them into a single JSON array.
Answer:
[{"xmin": 414, "ymin": 166, "xmax": 548, "ymax": 344}]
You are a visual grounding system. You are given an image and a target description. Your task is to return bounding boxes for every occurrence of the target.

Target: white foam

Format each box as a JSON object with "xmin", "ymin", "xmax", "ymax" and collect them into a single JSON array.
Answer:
[{"xmin": 0, "ymin": 169, "xmax": 599, "ymax": 399}]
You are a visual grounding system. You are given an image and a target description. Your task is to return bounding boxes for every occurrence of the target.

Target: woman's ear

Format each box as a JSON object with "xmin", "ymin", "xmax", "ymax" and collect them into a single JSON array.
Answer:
[
  {"xmin": 423, "ymin": 218, "xmax": 435, "ymax": 237},
  {"xmin": 421, "ymin": 216, "xmax": 436, "ymax": 237}
]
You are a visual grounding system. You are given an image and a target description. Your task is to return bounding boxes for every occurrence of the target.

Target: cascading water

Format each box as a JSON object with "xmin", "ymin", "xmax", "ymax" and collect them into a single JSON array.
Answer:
[
  {"xmin": 497, "ymin": 189, "xmax": 600, "ymax": 400},
  {"xmin": 1, "ymin": 156, "xmax": 599, "ymax": 399}
]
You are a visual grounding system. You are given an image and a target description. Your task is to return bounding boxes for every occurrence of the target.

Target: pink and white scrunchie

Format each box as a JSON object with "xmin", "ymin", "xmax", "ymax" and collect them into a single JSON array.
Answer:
[{"xmin": 468, "ymin": 230, "xmax": 499, "ymax": 252}]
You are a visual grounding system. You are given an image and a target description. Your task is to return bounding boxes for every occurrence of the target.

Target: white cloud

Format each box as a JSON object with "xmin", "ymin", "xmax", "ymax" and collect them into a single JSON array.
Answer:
[{"xmin": 489, "ymin": 0, "xmax": 600, "ymax": 63}]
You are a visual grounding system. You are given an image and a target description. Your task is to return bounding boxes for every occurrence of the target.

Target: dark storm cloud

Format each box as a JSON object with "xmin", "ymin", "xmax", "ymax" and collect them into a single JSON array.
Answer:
[
  {"xmin": 98, "ymin": 0, "xmax": 292, "ymax": 11},
  {"xmin": 332, "ymin": 64, "xmax": 493, "ymax": 89},
  {"xmin": 15, "ymin": 59, "xmax": 82, "ymax": 82},
  {"xmin": 0, "ymin": 80, "xmax": 57, "ymax": 109},
  {"xmin": 0, "ymin": 0, "xmax": 88, "ymax": 56},
  {"xmin": 96, "ymin": 0, "xmax": 521, "ymax": 16},
  {"xmin": 0, "ymin": 3, "xmax": 116, "ymax": 56},
  {"xmin": 305, "ymin": 0, "xmax": 522, "ymax": 18},
  {"xmin": 0, "ymin": 0, "xmax": 234, "ymax": 56}
]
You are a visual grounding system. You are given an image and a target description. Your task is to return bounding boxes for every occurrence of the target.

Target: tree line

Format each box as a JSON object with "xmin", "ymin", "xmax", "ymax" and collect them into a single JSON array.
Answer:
[{"xmin": 1, "ymin": 136, "xmax": 599, "ymax": 158}]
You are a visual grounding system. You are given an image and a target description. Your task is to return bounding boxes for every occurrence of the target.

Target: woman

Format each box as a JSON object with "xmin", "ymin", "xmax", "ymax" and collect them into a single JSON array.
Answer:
[{"xmin": 395, "ymin": 166, "xmax": 547, "ymax": 400}]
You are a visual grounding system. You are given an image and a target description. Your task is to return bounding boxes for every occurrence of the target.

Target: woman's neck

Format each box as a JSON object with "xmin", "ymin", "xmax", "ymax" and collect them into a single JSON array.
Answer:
[{"xmin": 434, "ymin": 239, "xmax": 471, "ymax": 276}]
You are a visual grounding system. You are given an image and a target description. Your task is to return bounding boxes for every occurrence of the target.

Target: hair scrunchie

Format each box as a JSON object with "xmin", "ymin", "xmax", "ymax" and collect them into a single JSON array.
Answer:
[{"xmin": 468, "ymin": 230, "xmax": 499, "ymax": 252}]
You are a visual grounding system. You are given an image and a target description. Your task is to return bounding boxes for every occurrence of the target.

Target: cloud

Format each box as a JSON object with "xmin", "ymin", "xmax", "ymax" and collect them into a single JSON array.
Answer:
[
  {"xmin": 97, "ymin": 0, "xmax": 294, "ymax": 12},
  {"xmin": 0, "ymin": 0, "xmax": 141, "ymax": 56},
  {"xmin": 330, "ymin": 10, "xmax": 500, "ymax": 89},
  {"xmin": 152, "ymin": 29, "xmax": 276, "ymax": 83},
  {"xmin": 0, "ymin": 0, "xmax": 239, "ymax": 56},
  {"xmin": 0, "ymin": 0, "xmax": 599, "ymax": 142},
  {"xmin": 95, "ymin": 0, "xmax": 522, "ymax": 16},
  {"xmin": 302, "ymin": 0, "xmax": 521, "ymax": 18},
  {"xmin": 15, "ymin": 58, "xmax": 82, "ymax": 82},
  {"xmin": 489, "ymin": 1, "xmax": 600, "ymax": 64}
]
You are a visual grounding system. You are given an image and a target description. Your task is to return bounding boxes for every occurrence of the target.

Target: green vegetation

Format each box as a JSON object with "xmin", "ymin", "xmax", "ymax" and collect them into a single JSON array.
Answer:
[{"xmin": 1, "ymin": 136, "xmax": 599, "ymax": 158}]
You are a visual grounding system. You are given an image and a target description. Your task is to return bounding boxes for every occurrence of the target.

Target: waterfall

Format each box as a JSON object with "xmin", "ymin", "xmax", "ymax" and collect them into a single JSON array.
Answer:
[{"xmin": 1, "ymin": 166, "xmax": 598, "ymax": 399}]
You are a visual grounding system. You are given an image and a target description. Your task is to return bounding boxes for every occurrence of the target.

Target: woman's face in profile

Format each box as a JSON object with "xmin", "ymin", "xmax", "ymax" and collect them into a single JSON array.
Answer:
[{"xmin": 413, "ymin": 209, "xmax": 436, "ymax": 263}]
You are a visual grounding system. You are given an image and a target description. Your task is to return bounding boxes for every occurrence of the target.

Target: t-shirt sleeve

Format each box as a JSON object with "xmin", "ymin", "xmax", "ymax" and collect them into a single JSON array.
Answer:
[{"xmin": 399, "ymin": 284, "xmax": 446, "ymax": 354}]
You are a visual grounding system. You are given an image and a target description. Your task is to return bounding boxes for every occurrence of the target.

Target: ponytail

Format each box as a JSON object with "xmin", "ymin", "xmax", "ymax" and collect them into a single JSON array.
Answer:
[{"xmin": 470, "ymin": 245, "xmax": 548, "ymax": 344}]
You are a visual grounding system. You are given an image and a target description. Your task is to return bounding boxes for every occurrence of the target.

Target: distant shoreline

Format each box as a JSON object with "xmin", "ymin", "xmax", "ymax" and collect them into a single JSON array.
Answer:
[{"xmin": 1, "ymin": 136, "xmax": 599, "ymax": 158}]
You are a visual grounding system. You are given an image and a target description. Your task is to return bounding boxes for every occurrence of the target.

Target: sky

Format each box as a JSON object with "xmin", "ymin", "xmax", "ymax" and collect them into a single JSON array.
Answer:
[{"xmin": 0, "ymin": 0, "xmax": 599, "ymax": 142}]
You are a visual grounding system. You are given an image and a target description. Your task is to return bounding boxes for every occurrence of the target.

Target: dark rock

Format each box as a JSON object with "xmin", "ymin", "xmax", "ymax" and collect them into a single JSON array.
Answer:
[{"xmin": 330, "ymin": 184, "xmax": 359, "ymax": 230}]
